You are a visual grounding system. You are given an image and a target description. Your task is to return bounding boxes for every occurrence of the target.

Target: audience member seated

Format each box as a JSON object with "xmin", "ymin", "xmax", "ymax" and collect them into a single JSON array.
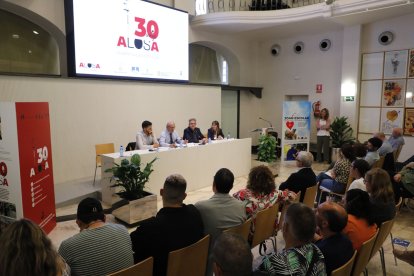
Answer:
[
  {"xmin": 278, "ymin": 151, "xmax": 316, "ymax": 202},
  {"xmin": 316, "ymin": 144, "xmax": 354, "ymax": 201},
  {"xmin": 314, "ymin": 202, "xmax": 354, "ymax": 275},
  {"xmin": 207, "ymin": 120, "xmax": 225, "ymax": 140},
  {"xmin": 365, "ymin": 168, "xmax": 396, "ymax": 226},
  {"xmin": 159, "ymin": 121, "xmax": 184, "ymax": 147},
  {"xmin": 388, "ymin": 127, "xmax": 405, "ymax": 151},
  {"xmin": 256, "ymin": 203, "xmax": 326, "ymax": 275},
  {"xmin": 348, "ymin": 159, "xmax": 370, "ymax": 191},
  {"xmin": 183, "ymin": 118, "xmax": 206, "ymax": 143},
  {"xmin": 374, "ymin": 132, "xmax": 393, "ymax": 156},
  {"xmin": 212, "ymin": 233, "xmax": 253, "ymax": 276},
  {"xmin": 136, "ymin": 120, "xmax": 160, "ymax": 150},
  {"xmin": 59, "ymin": 198, "xmax": 133, "ymax": 276},
  {"xmin": 342, "ymin": 189, "xmax": 377, "ymax": 251},
  {"xmin": 0, "ymin": 219, "xmax": 69, "ymax": 276},
  {"xmin": 393, "ymin": 249, "xmax": 414, "ymax": 267},
  {"xmin": 364, "ymin": 137, "xmax": 382, "ymax": 166},
  {"xmin": 130, "ymin": 174, "xmax": 204, "ymax": 276},
  {"xmin": 396, "ymin": 154, "xmax": 414, "ymax": 172},
  {"xmin": 195, "ymin": 168, "xmax": 247, "ymax": 276},
  {"xmin": 393, "ymin": 162, "xmax": 414, "ymax": 198},
  {"xmin": 233, "ymin": 165, "xmax": 296, "ymax": 242},
  {"xmin": 353, "ymin": 142, "xmax": 367, "ymax": 159}
]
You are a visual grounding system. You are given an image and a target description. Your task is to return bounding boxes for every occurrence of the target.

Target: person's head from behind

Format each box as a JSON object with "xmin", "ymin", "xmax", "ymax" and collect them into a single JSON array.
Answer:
[
  {"xmin": 212, "ymin": 233, "xmax": 252, "ymax": 276},
  {"xmin": 351, "ymin": 159, "xmax": 370, "ymax": 179},
  {"xmin": 340, "ymin": 144, "xmax": 355, "ymax": 161},
  {"xmin": 392, "ymin": 128, "xmax": 402, "ymax": 138},
  {"xmin": 353, "ymin": 143, "xmax": 367, "ymax": 158},
  {"xmin": 188, "ymin": 118, "xmax": 197, "ymax": 130},
  {"xmin": 213, "ymin": 168, "xmax": 234, "ymax": 194},
  {"xmin": 365, "ymin": 168, "xmax": 394, "ymax": 203},
  {"xmin": 0, "ymin": 219, "xmax": 63, "ymax": 276},
  {"xmin": 344, "ymin": 189, "xmax": 375, "ymax": 225},
  {"xmin": 141, "ymin": 120, "xmax": 153, "ymax": 135},
  {"xmin": 320, "ymin": 108, "xmax": 329, "ymax": 120},
  {"xmin": 296, "ymin": 151, "xmax": 313, "ymax": 168},
  {"xmin": 283, "ymin": 203, "xmax": 316, "ymax": 245},
  {"xmin": 166, "ymin": 121, "xmax": 175, "ymax": 134},
  {"xmin": 247, "ymin": 165, "xmax": 275, "ymax": 195},
  {"xmin": 374, "ymin": 132, "xmax": 386, "ymax": 141},
  {"xmin": 315, "ymin": 201, "xmax": 348, "ymax": 235},
  {"xmin": 161, "ymin": 174, "xmax": 187, "ymax": 206},
  {"xmin": 76, "ymin": 197, "xmax": 105, "ymax": 229},
  {"xmin": 211, "ymin": 120, "xmax": 220, "ymax": 131},
  {"xmin": 367, "ymin": 137, "xmax": 382, "ymax": 152}
]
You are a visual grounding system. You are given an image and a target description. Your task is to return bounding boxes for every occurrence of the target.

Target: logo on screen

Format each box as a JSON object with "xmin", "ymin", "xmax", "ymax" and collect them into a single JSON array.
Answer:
[
  {"xmin": 79, "ymin": 63, "xmax": 101, "ymax": 69},
  {"xmin": 117, "ymin": 17, "xmax": 159, "ymax": 52},
  {"xmin": 0, "ymin": 162, "xmax": 8, "ymax": 186}
]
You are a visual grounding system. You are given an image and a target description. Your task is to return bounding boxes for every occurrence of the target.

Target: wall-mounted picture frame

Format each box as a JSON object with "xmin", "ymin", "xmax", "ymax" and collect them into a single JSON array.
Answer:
[
  {"xmin": 360, "ymin": 80, "xmax": 382, "ymax": 107},
  {"xmin": 406, "ymin": 79, "xmax": 414, "ymax": 108},
  {"xmin": 384, "ymin": 50, "xmax": 408, "ymax": 79},
  {"xmin": 382, "ymin": 79, "xmax": 405, "ymax": 107},
  {"xmin": 359, "ymin": 107, "xmax": 380, "ymax": 133},
  {"xmin": 408, "ymin": 49, "xmax": 414, "ymax": 78},
  {"xmin": 404, "ymin": 108, "xmax": 414, "ymax": 135},
  {"xmin": 381, "ymin": 108, "xmax": 404, "ymax": 134},
  {"xmin": 361, "ymin": 52, "xmax": 384, "ymax": 80}
]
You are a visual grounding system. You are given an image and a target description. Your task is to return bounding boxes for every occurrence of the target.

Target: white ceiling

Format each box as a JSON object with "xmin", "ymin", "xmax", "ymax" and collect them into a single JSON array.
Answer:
[{"xmin": 190, "ymin": 0, "xmax": 414, "ymax": 41}]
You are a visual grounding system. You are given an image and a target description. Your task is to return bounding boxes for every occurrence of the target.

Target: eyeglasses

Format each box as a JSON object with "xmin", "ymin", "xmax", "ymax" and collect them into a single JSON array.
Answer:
[{"xmin": 363, "ymin": 179, "xmax": 368, "ymax": 184}]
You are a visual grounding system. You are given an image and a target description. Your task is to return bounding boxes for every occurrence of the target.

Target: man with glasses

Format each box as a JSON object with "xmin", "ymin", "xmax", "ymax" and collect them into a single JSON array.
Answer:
[
  {"xmin": 183, "ymin": 118, "xmax": 206, "ymax": 143},
  {"xmin": 159, "ymin": 121, "xmax": 184, "ymax": 148}
]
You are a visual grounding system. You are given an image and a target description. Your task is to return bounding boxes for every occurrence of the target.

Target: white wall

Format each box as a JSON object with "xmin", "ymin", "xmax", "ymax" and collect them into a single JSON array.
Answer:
[
  {"xmin": 0, "ymin": 76, "xmax": 221, "ymax": 185},
  {"xmin": 360, "ymin": 13, "xmax": 414, "ymax": 161}
]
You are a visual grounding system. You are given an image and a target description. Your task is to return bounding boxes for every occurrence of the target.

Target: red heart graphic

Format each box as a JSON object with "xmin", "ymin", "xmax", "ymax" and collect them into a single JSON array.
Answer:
[{"xmin": 286, "ymin": 121, "xmax": 294, "ymax": 130}]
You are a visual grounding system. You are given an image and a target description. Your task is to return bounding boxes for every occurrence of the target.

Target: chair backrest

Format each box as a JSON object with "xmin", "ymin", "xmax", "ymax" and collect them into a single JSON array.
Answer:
[
  {"xmin": 251, "ymin": 203, "xmax": 279, "ymax": 248},
  {"xmin": 107, "ymin": 257, "xmax": 153, "ymax": 276},
  {"xmin": 371, "ymin": 156, "xmax": 385, "ymax": 169},
  {"xmin": 95, "ymin": 143, "xmax": 115, "ymax": 166},
  {"xmin": 126, "ymin": 142, "xmax": 136, "ymax": 151},
  {"xmin": 331, "ymin": 250, "xmax": 357, "ymax": 276},
  {"xmin": 369, "ymin": 219, "xmax": 395, "ymax": 260},
  {"xmin": 166, "ymin": 235, "xmax": 210, "ymax": 276},
  {"xmin": 303, "ymin": 185, "xmax": 317, "ymax": 208},
  {"xmin": 351, "ymin": 230, "xmax": 378, "ymax": 276},
  {"xmin": 222, "ymin": 218, "xmax": 252, "ymax": 242},
  {"xmin": 393, "ymin": 145, "xmax": 403, "ymax": 161},
  {"xmin": 395, "ymin": 196, "xmax": 403, "ymax": 213}
]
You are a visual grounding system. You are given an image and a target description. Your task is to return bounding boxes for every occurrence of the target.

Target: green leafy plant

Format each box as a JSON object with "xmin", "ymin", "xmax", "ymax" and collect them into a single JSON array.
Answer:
[
  {"xmin": 105, "ymin": 154, "xmax": 157, "ymax": 201},
  {"xmin": 258, "ymin": 134, "xmax": 277, "ymax": 162},
  {"xmin": 329, "ymin": 116, "xmax": 355, "ymax": 148}
]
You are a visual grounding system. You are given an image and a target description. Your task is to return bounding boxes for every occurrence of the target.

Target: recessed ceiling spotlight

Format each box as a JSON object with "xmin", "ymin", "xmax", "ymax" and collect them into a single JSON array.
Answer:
[
  {"xmin": 12, "ymin": 34, "xmax": 20, "ymax": 39},
  {"xmin": 28, "ymin": 50, "xmax": 32, "ymax": 54},
  {"xmin": 33, "ymin": 30, "xmax": 39, "ymax": 35}
]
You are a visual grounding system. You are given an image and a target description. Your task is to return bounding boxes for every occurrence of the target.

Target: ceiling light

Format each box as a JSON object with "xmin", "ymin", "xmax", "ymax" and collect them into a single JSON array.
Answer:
[
  {"xmin": 33, "ymin": 30, "xmax": 39, "ymax": 35},
  {"xmin": 12, "ymin": 34, "xmax": 19, "ymax": 39}
]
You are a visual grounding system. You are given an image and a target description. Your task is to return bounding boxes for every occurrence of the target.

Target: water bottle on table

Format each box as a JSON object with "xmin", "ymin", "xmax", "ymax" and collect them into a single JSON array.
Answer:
[
  {"xmin": 120, "ymin": 145, "xmax": 124, "ymax": 157},
  {"xmin": 226, "ymin": 132, "xmax": 231, "ymax": 140}
]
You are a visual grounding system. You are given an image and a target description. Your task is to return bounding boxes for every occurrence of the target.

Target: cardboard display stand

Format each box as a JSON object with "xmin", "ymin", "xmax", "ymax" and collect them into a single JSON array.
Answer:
[{"xmin": 0, "ymin": 102, "xmax": 56, "ymax": 234}]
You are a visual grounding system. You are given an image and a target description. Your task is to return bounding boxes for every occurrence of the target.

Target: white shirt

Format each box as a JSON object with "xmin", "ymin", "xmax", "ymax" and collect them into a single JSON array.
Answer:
[
  {"xmin": 348, "ymin": 177, "xmax": 366, "ymax": 191},
  {"xmin": 317, "ymin": 119, "xmax": 330, "ymax": 136}
]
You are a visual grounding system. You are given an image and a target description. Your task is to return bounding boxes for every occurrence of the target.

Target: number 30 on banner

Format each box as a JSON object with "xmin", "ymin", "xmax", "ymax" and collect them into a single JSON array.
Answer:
[{"xmin": 135, "ymin": 17, "xmax": 159, "ymax": 39}]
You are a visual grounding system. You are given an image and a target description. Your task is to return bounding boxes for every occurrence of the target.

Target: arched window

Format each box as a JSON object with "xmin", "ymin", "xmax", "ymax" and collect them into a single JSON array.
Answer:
[{"xmin": 0, "ymin": 9, "xmax": 60, "ymax": 75}]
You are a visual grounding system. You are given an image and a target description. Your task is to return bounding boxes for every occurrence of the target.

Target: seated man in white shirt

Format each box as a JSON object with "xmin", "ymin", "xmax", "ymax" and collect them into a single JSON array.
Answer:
[
  {"xmin": 364, "ymin": 137, "xmax": 382, "ymax": 167},
  {"xmin": 136, "ymin": 120, "xmax": 159, "ymax": 150},
  {"xmin": 159, "ymin": 121, "xmax": 184, "ymax": 148}
]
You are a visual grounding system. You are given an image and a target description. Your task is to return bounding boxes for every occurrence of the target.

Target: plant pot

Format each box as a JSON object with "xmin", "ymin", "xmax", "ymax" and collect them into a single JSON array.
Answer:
[{"xmin": 112, "ymin": 193, "xmax": 157, "ymax": 225}]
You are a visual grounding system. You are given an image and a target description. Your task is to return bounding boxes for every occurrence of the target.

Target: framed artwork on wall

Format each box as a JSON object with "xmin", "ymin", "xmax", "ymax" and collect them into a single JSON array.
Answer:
[
  {"xmin": 359, "ymin": 108, "xmax": 380, "ymax": 133},
  {"xmin": 406, "ymin": 79, "xmax": 414, "ymax": 107},
  {"xmin": 360, "ymin": 80, "xmax": 382, "ymax": 106},
  {"xmin": 404, "ymin": 108, "xmax": 414, "ymax": 135},
  {"xmin": 408, "ymin": 49, "xmax": 414, "ymax": 78},
  {"xmin": 361, "ymin": 52, "xmax": 384, "ymax": 80},
  {"xmin": 382, "ymin": 79, "xmax": 405, "ymax": 107},
  {"xmin": 384, "ymin": 50, "xmax": 408, "ymax": 79},
  {"xmin": 381, "ymin": 108, "xmax": 404, "ymax": 134}
]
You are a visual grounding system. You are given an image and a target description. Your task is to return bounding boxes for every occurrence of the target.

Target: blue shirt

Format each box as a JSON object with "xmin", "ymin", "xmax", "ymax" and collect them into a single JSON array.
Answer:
[{"xmin": 159, "ymin": 129, "xmax": 183, "ymax": 147}]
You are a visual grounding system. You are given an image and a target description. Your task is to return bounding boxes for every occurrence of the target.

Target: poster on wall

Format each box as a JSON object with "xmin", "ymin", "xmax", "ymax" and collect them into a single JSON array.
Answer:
[
  {"xmin": 384, "ymin": 50, "xmax": 408, "ymax": 79},
  {"xmin": 382, "ymin": 79, "xmax": 405, "ymax": 107},
  {"xmin": 380, "ymin": 108, "xmax": 404, "ymax": 134},
  {"xmin": 0, "ymin": 102, "xmax": 56, "ymax": 234},
  {"xmin": 281, "ymin": 101, "xmax": 311, "ymax": 161},
  {"xmin": 408, "ymin": 49, "xmax": 414, "ymax": 78},
  {"xmin": 404, "ymin": 108, "xmax": 414, "ymax": 135},
  {"xmin": 406, "ymin": 79, "xmax": 414, "ymax": 107}
]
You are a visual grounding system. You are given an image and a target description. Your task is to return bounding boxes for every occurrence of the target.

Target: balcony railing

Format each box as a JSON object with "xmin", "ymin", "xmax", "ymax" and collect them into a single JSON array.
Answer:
[{"xmin": 195, "ymin": 0, "xmax": 332, "ymax": 15}]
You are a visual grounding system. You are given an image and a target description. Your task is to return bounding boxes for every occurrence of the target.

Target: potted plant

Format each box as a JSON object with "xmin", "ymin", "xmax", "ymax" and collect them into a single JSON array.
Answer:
[
  {"xmin": 329, "ymin": 116, "xmax": 355, "ymax": 162},
  {"xmin": 257, "ymin": 134, "xmax": 277, "ymax": 163},
  {"xmin": 105, "ymin": 154, "xmax": 157, "ymax": 225}
]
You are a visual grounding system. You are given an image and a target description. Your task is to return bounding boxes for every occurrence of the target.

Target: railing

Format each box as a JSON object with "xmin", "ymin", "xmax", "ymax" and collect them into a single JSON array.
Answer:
[{"xmin": 195, "ymin": 0, "xmax": 332, "ymax": 15}]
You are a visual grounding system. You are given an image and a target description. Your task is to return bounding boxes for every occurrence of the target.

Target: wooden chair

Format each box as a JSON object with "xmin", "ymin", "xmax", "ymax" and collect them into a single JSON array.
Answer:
[
  {"xmin": 393, "ymin": 145, "xmax": 403, "ymax": 161},
  {"xmin": 125, "ymin": 142, "xmax": 136, "ymax": 151},
  {"xmin": 107, "ymin": 257, "xmax": 153, "ymax": 276},
  {"xmin": 94, "ymin": 143, "xmax": 115, "ymax": 186},
  {"xmin": 390, "ymin": 197, "xmax": 403, "ymax": 265},
  {"xmin": 332, "ymin": 250, "xmax": 357, "ymax": 276},
  {"xmin": 351, "ymin": 230, "xmax": 378, "ymax": 276},
  {"xmin": 318, "ymin": 174, "xmax": 353, "ymax": 204},
  {"xmin": 251, "ymin": 203, "xmax": 280, "ymax": 249},
  {"xmin": 369, "ymin": 219, "xmax": 395, "ymax": 276},
  {"xmin": 303, "ymin": 185, "xmax": 318, "ymax": 208},
  {"xmin": 222, "ymin": 218, "xmax": 252, "ymax": 242},
  {"xmin": 371, "ymin": 156, "xmax": 385, "ymax": 169},
  {"xmin": 166, "ymin": 235, "xmax": 210, "ymax": 276}
]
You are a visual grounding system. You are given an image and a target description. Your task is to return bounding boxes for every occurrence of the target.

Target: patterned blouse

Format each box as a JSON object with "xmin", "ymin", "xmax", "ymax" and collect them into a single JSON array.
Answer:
[
  {"xmin": 233, "ymin": 188, "xmax": 297, "ymax": 240},
  {"xmin": 333, "ymin": 158, "xmax": 351, "ymax": 184}
]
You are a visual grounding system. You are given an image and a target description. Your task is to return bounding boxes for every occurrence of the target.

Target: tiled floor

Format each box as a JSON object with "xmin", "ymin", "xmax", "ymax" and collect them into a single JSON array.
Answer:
[{"xmin": 50, "ymin": 158, "xmax": 414, "ymax": 275}]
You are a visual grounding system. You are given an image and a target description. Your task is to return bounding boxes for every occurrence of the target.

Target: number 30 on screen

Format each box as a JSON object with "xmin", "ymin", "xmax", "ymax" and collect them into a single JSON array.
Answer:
[{"xmin": 135, "ymin": 17, "xmax": 159, "ymax": 39}]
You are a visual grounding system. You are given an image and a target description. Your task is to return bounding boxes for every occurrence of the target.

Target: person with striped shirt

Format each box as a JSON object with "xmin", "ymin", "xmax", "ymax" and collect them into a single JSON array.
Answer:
[{"xmin": 58, "ymin": 198, "xmax": 133, "ymax": 276}]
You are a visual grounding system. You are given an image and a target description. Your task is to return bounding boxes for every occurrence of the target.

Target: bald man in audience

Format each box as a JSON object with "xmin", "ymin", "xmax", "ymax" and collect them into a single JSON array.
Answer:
[
  {"xmin": 388, "ymin": 127, "xmax": 405, "ymax": 151},
  {"xmin": 314, "ymin": 201, "xmax": 354, "ymax": 275},
  {"xmin": 374, "ymin": 132, "xmax": 393, "ymax": 156},
  {"xmin": 212, "ymin": 233, "xmax": 253, "ymax": 276}
]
